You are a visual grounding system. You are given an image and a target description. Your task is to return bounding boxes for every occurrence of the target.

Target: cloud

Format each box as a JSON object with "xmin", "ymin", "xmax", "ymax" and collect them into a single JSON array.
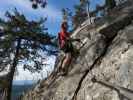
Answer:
[
  {"xmin": 0, "ymin": 0, "xmax": 64, "ymax": 34},
  {"xmin": 0, "ymin": 0, "xmax": 58, "ymax": 80},
  {"xmin": 0, "ymin": 11, "xmax": 4, "ymax": 18},
  {"xmin": 14, "ymin": 56, "xmax": 56, "ymax": 81},
  {"xmin": 0, "ymin": 0, "xmax": 62, "ymax": 21}
]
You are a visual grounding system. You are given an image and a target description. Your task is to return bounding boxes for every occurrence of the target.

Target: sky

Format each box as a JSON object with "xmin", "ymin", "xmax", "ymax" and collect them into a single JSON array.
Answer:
[
  {"xmin": 0, "ymin": 0, "xmax": 104, "ymax": 35},
  {"xmin": 0, "ymin": 0, "xmax": 104, "ymax": 81}
]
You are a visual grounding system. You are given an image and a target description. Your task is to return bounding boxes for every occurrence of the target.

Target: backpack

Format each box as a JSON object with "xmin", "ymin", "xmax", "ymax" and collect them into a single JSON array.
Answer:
[{"xmin": 58, "ymin": 32, "xmax": 73, "ymax": 51}]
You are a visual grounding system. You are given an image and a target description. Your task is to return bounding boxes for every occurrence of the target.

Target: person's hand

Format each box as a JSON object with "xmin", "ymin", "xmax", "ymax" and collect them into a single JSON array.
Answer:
[
  {"xmin": 66, "ymin": 37, "xmax": 70, "ymax": 42},
  {"xmin": 76, "ymin": 39, "xmax": 81, "ymax": 42}
]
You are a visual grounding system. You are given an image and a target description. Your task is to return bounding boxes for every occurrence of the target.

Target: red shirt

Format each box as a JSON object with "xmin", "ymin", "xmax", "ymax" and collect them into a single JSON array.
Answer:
[
  {"xmin": 58, "ymin": 31, "xmax": 70, "ymax": 48},
  {"xmin": 59, "ymin": 31, "xmax": 69, "ymax": 40}
]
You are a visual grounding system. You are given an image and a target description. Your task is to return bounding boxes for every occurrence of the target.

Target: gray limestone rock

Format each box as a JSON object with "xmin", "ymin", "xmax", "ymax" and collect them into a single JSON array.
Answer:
[{"xmin": 21, "ymin": 1, "xmax": 133, "ymax": 100}]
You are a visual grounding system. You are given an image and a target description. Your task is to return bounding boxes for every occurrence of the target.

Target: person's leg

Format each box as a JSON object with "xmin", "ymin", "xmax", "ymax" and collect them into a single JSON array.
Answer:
[{"xmin": 61, "ymin": 52, "xmax": 72, "ymax": 72}]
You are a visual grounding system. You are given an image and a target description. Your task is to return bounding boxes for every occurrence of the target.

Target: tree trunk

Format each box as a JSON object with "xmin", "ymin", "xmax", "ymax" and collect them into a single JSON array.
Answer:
[
  {"xmin": 6, "ymin": 38, "xmax": 21, "ymax": 100},
  {"xmin": 0, "ymin": 88, "xmax": 7, "ymax": 100},
  {"xmin": 86, "ymin": 0, "xmax": 92, "ymax": 24}
]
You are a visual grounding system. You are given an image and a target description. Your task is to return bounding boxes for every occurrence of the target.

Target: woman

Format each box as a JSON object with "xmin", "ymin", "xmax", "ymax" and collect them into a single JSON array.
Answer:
[{"xmin": 58, "ymin": 21, "xmax": 73, "ymax": 75}]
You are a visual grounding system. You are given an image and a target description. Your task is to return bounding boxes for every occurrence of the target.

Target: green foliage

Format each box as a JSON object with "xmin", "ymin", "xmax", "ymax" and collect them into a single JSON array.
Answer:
[
  {"xmin": 105, "ymin": 0, "xmax": 116, "ymax": 10},
  {"xmin": 72, "ymin": 0, "xmax": 89, "ymax": 29},
  {"xmin": 29, "ymin": 0, "xmax": 47, "ymax": 9},
  {"xmin": 61, "ymin": 8, "xmax": 71, "ymax": 22},
  {"xmin": 61, "ymin": 8, "xmax": 73, "ymax": 31},
  {"xmin": 61, "ymin": 0, "xmax": 91, "ymax": 30},
  {"xmin": 0, "ymin": 9, "xmax": 57, "ymax": 73}
]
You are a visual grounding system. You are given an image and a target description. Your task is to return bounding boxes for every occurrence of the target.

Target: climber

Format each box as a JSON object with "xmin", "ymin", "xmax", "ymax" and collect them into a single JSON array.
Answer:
[{"xmin": 58, "ymin": 21, "xmax": 73, "ymax": 75}]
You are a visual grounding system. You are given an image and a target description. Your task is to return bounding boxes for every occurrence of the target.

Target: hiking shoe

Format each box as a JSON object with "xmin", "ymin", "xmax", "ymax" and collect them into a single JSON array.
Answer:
[
  {"xmin": 61, "ymin": 71, "xmax": 68, "ymax": 76},
  {"xmin": 58, "ymin": 68, "xmax": 68, "ymax": 76}
]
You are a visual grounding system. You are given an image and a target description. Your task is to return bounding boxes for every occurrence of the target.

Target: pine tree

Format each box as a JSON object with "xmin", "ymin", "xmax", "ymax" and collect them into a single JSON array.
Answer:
[
  {"xmin": 105, "ymin": 0, "xmax": 116, "ymax": 10},
  {"xmin": 72, "ymin": 0, "xmax": 89, "ymax": 29},
  {"xmin": 0, "ymin": 9, "xmax": 57, "ymax": 100},
  {"xmin": 61, "ymin": 8, "xmax": 68, "ymax": 23},
  {"xmin": 61, "ymin": 8, "xmax": 73, "ymax": 31},
  {"xmin": 29, "ymin": 0, "xmax": 47, "ymax": 9}
]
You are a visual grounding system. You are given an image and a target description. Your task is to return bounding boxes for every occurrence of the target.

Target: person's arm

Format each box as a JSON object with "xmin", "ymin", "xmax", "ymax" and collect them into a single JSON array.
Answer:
[{"xmin": 67, "ymin": 32, "xmax": 81, "ymax": 42}]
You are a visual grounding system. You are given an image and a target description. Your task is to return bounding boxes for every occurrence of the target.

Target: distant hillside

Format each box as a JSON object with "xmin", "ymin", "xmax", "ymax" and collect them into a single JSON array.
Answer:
[
  {"xmin": 13, "ymin": 80, "xmax": 34, "ymax": 85},
  {"xmin": 12, "ymin": 84, "xmax": 33, "ymax": 100}
]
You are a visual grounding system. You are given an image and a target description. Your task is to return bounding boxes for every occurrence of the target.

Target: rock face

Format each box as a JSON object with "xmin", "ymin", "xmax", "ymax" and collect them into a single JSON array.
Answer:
[{"xmin": 21, "ymin": 1, "xmax": 133, "ymax": 100}]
